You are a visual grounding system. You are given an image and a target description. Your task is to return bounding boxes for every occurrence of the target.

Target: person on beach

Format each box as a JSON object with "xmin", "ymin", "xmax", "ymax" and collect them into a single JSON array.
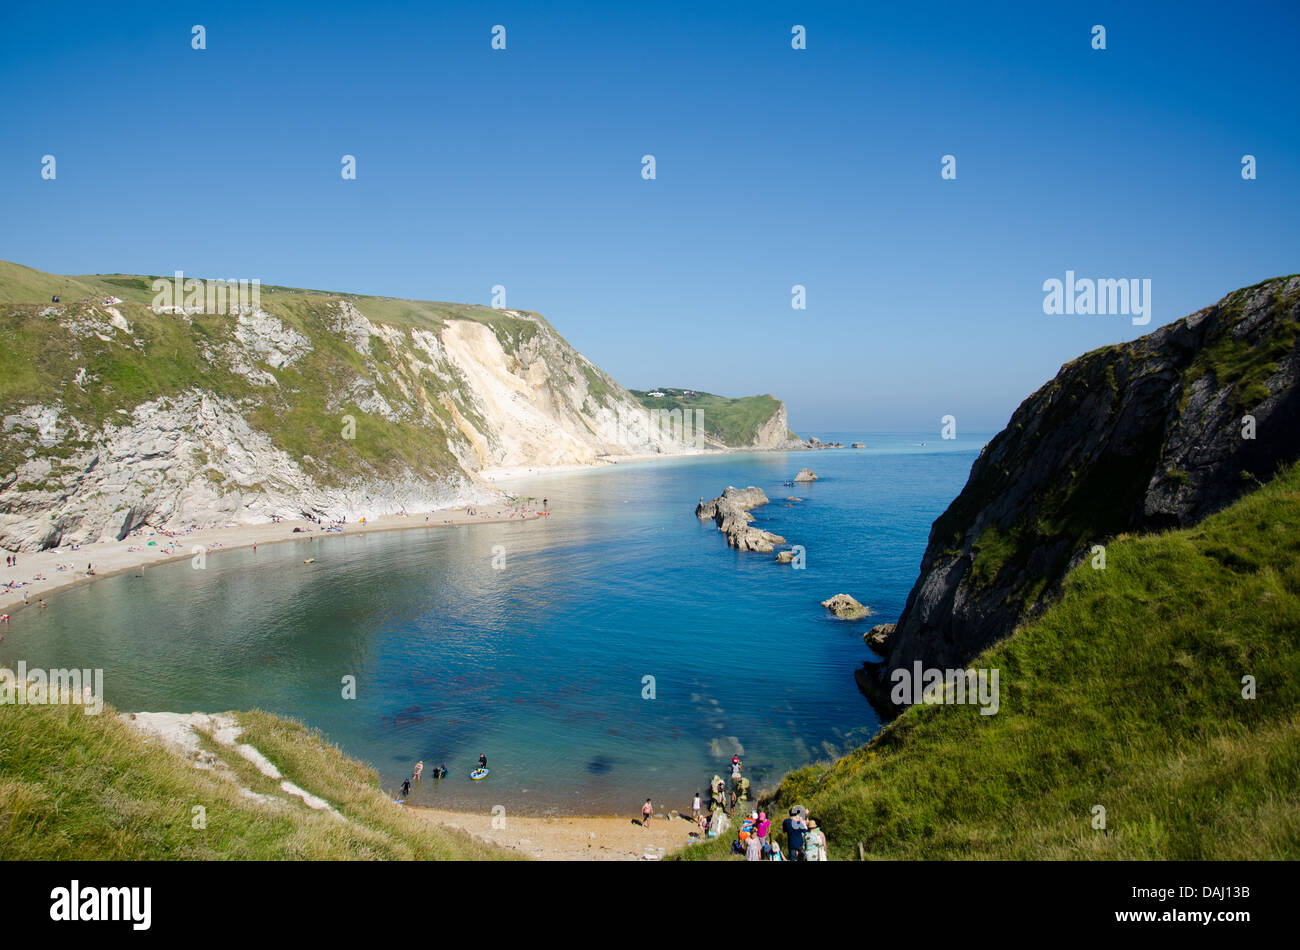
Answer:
[
  {"xmin": 641, "ymin": 798, "xmax": 653, "ymax": 827},
  {"xmin": 805, "ymin": 818, "xmax": 828, "ymax": 861},
  {"xmin": 401, "ymin": 778, "xmax": 411, "ymax": 797},
  {"xmin": 746, "ymin": 828, "xmax": 763, "ymax": 861},
  {"xmin": 414, "ymin": 760, "xmax": 423, "ymax": 781},
  {"xmin": 756, "ymin": 811, "xmax": 771, "ymax": 847},
  {"xmin": 692, "ymin": 792, "xmax": 702, "ymax": 820}
]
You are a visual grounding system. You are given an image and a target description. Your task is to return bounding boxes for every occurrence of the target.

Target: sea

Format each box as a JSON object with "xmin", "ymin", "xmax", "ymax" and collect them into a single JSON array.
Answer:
[{"xmin": 0, "ymin": 432, "xmax": 986, "ymax": 815}]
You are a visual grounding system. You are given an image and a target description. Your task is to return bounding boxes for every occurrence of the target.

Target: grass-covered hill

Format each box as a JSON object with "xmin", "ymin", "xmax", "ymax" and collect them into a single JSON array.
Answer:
[
  {"xmin": 629, "ymin": 387, "xmax": 797, "ymax": 448},
  {"xmin": 0, "ymin": 700, "xmax": 512, "ymax": 860},
  {"xmin": 678, "ymin": 459, "xmax": 1300, "ymax": 860},
  {"xmin": 0, "ymin": 259, "xmax": 602, "ymax": 489}
]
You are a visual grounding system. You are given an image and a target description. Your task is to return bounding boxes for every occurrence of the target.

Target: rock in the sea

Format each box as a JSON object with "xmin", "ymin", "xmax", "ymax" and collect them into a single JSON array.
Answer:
[
  {"xmin": 785, "ymin": 496, "xmax": 802, "ymax": 502},
  {"xmin": 851, "ymin": 442, "xmax": 866, "ymax": 449},
  {"xmin": 821, "ymin": 593, "xmax": 871, "ymax": 620},
  {"xmin": 696, "ymin": 486, "xmax": 786, "ymax": 553},
  {"xmin": 864, "ymin": 622, "xmax": 896, "ymax": 652},
  {"xmin": 793, "ymin": 468, "xmax": 818, "ymax": 482},
  {"xmin": 775, "ymin": 550, "xmax": 795, "ymax": 564}
]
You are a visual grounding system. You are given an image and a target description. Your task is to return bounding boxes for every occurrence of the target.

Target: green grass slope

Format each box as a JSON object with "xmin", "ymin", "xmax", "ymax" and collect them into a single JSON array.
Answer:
[
  {"xmin": 678, "ymin": 461, "xmax": 1300, "ymax": 860},
  {"xmin": 629, "ymin": 387, "xmax": 790, "ymax": 447},
  {"xmin": 0, "ymin": 703, "xmax": 514, "ymax": 860}
]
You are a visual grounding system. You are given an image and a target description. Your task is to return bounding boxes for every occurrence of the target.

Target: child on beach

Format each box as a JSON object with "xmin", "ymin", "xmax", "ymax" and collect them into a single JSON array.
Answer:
[{"xmin": 641, "ymin": 799, "xmax": 653, "ymax": 827}]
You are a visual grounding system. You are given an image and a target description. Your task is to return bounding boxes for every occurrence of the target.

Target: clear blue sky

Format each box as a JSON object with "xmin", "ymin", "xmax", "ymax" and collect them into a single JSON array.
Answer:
[{"xmin": 2, "ymin": 0, "xmax": 1298, "ymax": 433}]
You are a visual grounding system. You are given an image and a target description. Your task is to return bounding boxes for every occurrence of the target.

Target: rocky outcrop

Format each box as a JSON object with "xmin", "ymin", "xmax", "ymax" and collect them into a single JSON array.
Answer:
[
  {"xmin": 851, "ymin": 442, "xmax": 866, "ymax": 449},
  {"xmin": 863, "ymin": 622, "xmax": 895, "ymax": 653},
  {"xmin": 750, "ymin": 401, "xmax": 803, "ymax": 449},
  {"xmin": 856, "ymin": 275, "xmax": 1300, "ymax": 713},
  {"xmin": 0, "ymin": 391, "xmax": 478, "ymax": 550},
  {"xmin": 821, "ymin": 593, "xmax": 871, "ymax": 620},
  {"xmin": 793, "ymin": 468, "xmax": 818, "ymax": 482},
  {"xmin": 696, "ymin": 486, "xmax": 785, "ymax": 552}
]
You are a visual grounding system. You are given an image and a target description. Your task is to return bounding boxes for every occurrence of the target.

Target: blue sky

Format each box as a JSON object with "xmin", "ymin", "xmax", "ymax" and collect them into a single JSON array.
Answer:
[{"xmin": 2, "ymin": 0, "xmax": 1298, "ymax": 433}]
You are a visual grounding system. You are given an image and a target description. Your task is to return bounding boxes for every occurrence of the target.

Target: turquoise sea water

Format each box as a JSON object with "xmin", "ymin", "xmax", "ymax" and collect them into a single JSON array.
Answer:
[{"xmin": 0, "ymin": 432, "xmax": 986, "ymax": 815}]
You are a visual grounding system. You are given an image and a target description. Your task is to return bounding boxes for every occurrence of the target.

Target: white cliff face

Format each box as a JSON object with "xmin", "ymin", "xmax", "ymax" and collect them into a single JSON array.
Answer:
[
  {"xmin": 750, "ymin": 401, "xmax": 799, "ymax": 449},
  {"xmin": 233, "ymin": 310, "xmax": 311, "ymax": 369},
  {"xmin": 0, "ymin": 296, "xmax": 703, "ymax": 551},
  {"xmin": 438, "ymin": 317, "xmax": 689, "ymax": 469}
]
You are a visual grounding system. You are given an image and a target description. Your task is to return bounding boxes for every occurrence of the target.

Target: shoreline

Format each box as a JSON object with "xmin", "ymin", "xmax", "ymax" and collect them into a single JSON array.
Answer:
[
  {"xmin": 411, "ymin": 804, "xmax": 705, "ymax": 861},
  {"xmin": 0, "ymin": 504, "xmax": 545, "ymax": 614},
  {"xmin": 0, "ymin": 446, "xmax": 767, "ymax": 612},
  {"xmin": 2, "ymin": 441, "xmax": 827, "ymax": 614}
]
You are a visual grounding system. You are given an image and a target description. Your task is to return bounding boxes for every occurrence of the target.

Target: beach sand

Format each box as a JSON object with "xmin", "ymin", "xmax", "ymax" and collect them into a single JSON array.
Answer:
[
  {"xmin": 0, "ymin": 504, "xmax": 545, "ymax": 613},
  {"xmin": 413, "ymin": 805, "xmax": 708, "ymax": 860}
]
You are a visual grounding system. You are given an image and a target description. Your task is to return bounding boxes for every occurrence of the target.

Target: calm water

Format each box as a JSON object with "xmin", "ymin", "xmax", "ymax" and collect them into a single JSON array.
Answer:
[{"xmin": 0, "ymin": 432, "xmax": 984, "ymax": 814}]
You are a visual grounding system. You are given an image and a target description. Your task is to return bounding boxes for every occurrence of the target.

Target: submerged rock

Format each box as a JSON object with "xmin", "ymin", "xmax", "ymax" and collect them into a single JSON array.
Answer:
[{"xmin": 821, "ymin": 593, "xmax": 871, "ymax": 620}]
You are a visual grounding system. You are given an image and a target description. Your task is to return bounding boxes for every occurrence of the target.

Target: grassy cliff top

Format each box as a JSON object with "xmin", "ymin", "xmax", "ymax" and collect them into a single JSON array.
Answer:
[
  {"xmin": 0, "ymin": 259, "xmax": 551, "ymax": 334},
  {"xmin": 629, "ymin": 387, "xmax": 789, "ymax": 446},
  {"xmin": 678, "ymin": 458, "xmax": 1300, "ymax": 860},
  {"xmin": 0, "ymin": 703, "xmax": 514, "ymax": 860}
]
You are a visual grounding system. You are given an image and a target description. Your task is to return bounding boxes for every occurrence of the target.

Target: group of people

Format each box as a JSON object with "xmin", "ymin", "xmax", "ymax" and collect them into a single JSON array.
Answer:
[
  {"xmin": 678, "ymin": 756, "xmax": 829, "ymax": 860},
  {"xmin": 729, "ymin": 805, "xmax": 827, "ymax": 861},
  {"xmin": 399, "ymin": 758, "xmax": 451, "ymax": 798}
]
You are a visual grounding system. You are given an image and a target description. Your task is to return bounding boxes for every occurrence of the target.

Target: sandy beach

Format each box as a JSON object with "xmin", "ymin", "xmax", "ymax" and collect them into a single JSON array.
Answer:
[
  {"xmin": 414, "ymin": 805, "xmax": 707, "ymax": 860},
  {"xmin": 0, "ymin": 504, "xmax": 546, "ymax": 614}
]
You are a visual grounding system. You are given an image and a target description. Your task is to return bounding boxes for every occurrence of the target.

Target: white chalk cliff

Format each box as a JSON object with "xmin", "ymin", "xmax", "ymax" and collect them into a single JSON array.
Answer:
[{"xmin": 1, "ymin": 277, "xmax": 783, "ymax": 551}]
